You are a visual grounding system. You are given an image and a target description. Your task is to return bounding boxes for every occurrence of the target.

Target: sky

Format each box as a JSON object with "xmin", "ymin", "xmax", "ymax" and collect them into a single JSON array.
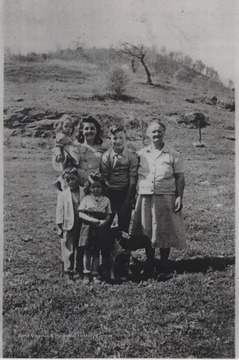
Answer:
[{"xmin": 3, "ymin": 0, "xmax": 237, "ymax": 82}]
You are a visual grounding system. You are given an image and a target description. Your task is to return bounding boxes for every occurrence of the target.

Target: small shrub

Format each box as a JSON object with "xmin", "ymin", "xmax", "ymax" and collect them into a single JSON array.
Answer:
[{"xmin": 106, "ymin": 66, "xmax": 129, "ymax": 96}]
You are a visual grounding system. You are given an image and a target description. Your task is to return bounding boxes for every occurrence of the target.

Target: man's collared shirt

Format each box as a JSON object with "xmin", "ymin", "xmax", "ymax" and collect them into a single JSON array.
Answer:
[
  {"xmin": 100, "ymin": 147, "xmax": 138, "ymax": 190},
  {"xmin": 137, "ymin": 144, "xmax": 183, "ymax": 195}
]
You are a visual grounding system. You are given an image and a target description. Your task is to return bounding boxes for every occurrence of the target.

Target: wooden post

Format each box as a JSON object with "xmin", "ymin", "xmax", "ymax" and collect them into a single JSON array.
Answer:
[
  {"xmin": 141, "ymin": 119, "xmax": 145, "ymax": 145},
  {"xmin": 198, "ymin": 118, "xmax": 202, "ymax": 142}
]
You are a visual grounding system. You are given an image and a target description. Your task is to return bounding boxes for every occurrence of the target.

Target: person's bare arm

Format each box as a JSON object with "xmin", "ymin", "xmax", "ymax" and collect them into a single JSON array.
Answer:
[
  {"xmin": 174, "ymin": 173, "xmax": 185, "ymax": 212},
  {"xmin": 98, "ymin": 214, "xmax": 111, "ymax": 227},
  {"xmin": 79, "ymin": 211, "xmax": 100, "ymax": 225}
]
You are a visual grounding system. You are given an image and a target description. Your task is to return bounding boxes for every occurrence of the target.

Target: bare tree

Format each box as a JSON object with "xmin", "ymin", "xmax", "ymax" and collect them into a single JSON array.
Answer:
[
  {"xmin": 205, "ymin": 66, "xmax": 211, "ymax": 77},
  {"xmin": 212, "ymin": 70, "xmax": 219, "ymax": 80},
  {"xmin": 206, "ymin": 66, "xmax": 219, "ymax": 80},
  {"xmin": 168, "ymin": 51, "xmax": 175, "ymax": 61},
  {"xmin": 119, "ymin": 43, "xmax": 153, "ymax": 85},
  {"xmin": 194, "ymin": 60, "xmax": 206, "ymax": 74},
  {"xmin": 160, "ymin": 46, "xmax": 167, "ymax": 57},
  {"xmin": 174, "ymin": 51, "xmax": 183, "ymax": 64},
  {"xmin": 228, "ymin": 79, "xmax": 234, "ymax": 89},
  {"xmin": 184, "ymin": 55, "xmax": 193, "ymax": 68}
]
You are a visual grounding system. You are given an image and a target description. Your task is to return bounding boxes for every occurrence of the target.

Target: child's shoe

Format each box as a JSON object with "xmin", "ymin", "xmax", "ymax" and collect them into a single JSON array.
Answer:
[
  {"xmin": 83, "ymin": 273, "xmax": 90, "ymax": 285},
  {"xmin": 63, "ymin": 271, "xmax": 74, "ymax": 283},
  {"xmin": 68, "ymin": 270, "xmax": 75, "ymax": 281},
  {"xmin": 92, "ymin": 275, "xmax": 101, "ymax": 284},
  {"xmin": 73, "ymin": 272, "xmax": 81, "ymax": 280}
]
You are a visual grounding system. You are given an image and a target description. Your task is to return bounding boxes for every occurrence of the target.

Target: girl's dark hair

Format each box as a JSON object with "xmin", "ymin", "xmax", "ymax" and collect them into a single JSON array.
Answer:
[
  {"xmin": 77, "ymin": 116, "xmax": 103, "ymax": 145},
  {"xmin": 83, "ymin": 171, "xmax": 106, "ymax": 195},
  {"xmin": 62, "ymin": 167, "xmax": 79, "ymax": 179},
  {"xmin": 55, "ymin": 114, "xmax": 74, "ymax": 136}
]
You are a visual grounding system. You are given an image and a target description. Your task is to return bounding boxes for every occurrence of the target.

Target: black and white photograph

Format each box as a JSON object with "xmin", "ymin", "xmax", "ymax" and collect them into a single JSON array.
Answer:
[{"xmin": 3, "ymin": 0, "xmax": 235, "ymax": 357}]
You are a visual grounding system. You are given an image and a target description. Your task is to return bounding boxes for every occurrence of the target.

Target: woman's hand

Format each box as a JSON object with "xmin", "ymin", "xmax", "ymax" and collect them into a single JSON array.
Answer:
[
  {"xmin": 175, "ymin": 196, "xmax": 183, "ymax": 212},
  {"xmin": 130, "ymin": 197, "xmax": 136, "ymax": 210},
  {"xmin": 123, "ymin": 192, "xmax": 134, "ymax": 208},
  {"xmin": 123, "ymin": 184, "xmax": 136, "ymax": 210},
  {"xmin": 93, "ymin": 219, "xmax": 101, "ymax": 226},
  {"xmin": 57, "ymin": 224, "xmax": 63, "ymax": 238},
  {"xmin": 54, "ymin": 146, "xmax": 65, "ymax": 163},
  {"xmin": 121, "ymin": 199, "xmax": 131, "ymax": 214},
  {"xmin": 56, "ymin": 153, "xmax": 65, "ymax": 163}
]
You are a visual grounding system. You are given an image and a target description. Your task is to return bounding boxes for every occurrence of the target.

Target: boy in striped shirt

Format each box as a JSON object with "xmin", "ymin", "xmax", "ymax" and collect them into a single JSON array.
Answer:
[{"xmin": 100, "ymin": 124, "xmax": 138, "ymax": 232}]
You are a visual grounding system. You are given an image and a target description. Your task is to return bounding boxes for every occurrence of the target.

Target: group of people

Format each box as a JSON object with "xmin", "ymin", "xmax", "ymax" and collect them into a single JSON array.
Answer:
[{"xmin": 53, "ymin": 115, "xmax": 186, "ymax": 284}]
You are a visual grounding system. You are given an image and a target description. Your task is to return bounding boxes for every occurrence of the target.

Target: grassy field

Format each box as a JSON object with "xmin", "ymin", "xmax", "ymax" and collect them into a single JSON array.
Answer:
[{"xmin": 3, "ymin": 59, "xmax": 235, "ymax": 358}]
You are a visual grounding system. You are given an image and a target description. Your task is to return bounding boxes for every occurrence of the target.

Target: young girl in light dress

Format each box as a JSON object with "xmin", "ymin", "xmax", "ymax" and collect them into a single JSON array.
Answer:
[
  {"xmin": 78, "ymin": 171, "xmax": 112, "ymax": 285},
  {"xmin": 52, "ymin": 114, "xmax": 81, "ymax": 190}
]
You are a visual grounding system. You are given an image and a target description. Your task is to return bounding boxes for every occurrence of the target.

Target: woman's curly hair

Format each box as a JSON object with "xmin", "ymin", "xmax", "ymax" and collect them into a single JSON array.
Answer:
[
  {"xmin": 76, "ymin": 116, "xmax": 103, "ymax": 145},
  {"xmin": 83, "ymin": 171, "xmax": 106, "ymax": 195}
]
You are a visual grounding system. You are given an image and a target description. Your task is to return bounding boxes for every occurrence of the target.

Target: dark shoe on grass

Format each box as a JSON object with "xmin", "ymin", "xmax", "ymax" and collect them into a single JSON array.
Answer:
[
  {"xmin": 68, "ymin": 270, "xmax": 76, "ymax": 280},
  {"xmin": 62, "ymin": 271, "xmax": 74, "ymax": 283},
  {"xmin": 142, "ymin": 264, "xmax": 155, "ymax": 279},
  {"xmin": 157, "ymin": 272, "xmax": 172, "ymax": 282}
]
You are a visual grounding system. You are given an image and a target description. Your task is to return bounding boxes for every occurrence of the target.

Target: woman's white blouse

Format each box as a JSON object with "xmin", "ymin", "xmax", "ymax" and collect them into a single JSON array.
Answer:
[{"xmin": 137, "ymin": 144, "xmax": 183, "ymax": 195}]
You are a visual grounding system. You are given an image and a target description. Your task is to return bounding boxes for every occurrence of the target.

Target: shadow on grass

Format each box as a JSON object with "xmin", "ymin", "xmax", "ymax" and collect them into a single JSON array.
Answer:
[
  {"xmin": 81, "ymin": 94, "xmax": 147, "ymax": 104},
  {"xmin": 111, "ymin": 255, "xmax": 235, "ymax": 284},
  {"xmin": 90, "ymin": 93, "xmax": 147, "ymax": 104},
  {"xmin": 154, "ymin": 255, "xmax": 235, "ymax": 275},
  {"xmin": 136, "ymin": 81, "xmax": 176, "ymax": 90},
  {"xmin": 68, "ymin": 93, "xmax": 148, "ymax": 103},
  {"xmin": 151, "ymin": 83, "xmax": 175, "ymax": 90}
]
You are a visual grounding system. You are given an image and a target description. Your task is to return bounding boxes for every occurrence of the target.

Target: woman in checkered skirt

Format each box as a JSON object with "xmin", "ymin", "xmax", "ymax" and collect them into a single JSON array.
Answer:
[{"xmin": 131, "ymin": 120, "xmax": 186, "ymax": 276}]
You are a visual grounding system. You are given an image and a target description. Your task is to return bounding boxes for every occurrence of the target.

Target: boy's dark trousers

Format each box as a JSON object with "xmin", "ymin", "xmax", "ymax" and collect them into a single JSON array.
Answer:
[
  {"xmin": 108, "ymin": 187, "xmax": 132, "ymax": 232},
  {"xmin": 76, "ymin": 247, "xmax": 84, "ymax": 275}
]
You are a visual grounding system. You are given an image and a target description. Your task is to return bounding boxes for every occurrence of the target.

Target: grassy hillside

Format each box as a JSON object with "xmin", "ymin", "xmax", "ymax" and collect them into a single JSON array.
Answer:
[{"xmin": 3, "ymin": 58, "xmax": 235, "ymax": 358}]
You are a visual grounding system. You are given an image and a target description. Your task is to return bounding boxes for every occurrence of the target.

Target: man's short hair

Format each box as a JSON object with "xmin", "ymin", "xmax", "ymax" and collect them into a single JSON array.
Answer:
[{"xmin": 109, "ymin": 124, "xmax": 126, "ymax": 135}]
